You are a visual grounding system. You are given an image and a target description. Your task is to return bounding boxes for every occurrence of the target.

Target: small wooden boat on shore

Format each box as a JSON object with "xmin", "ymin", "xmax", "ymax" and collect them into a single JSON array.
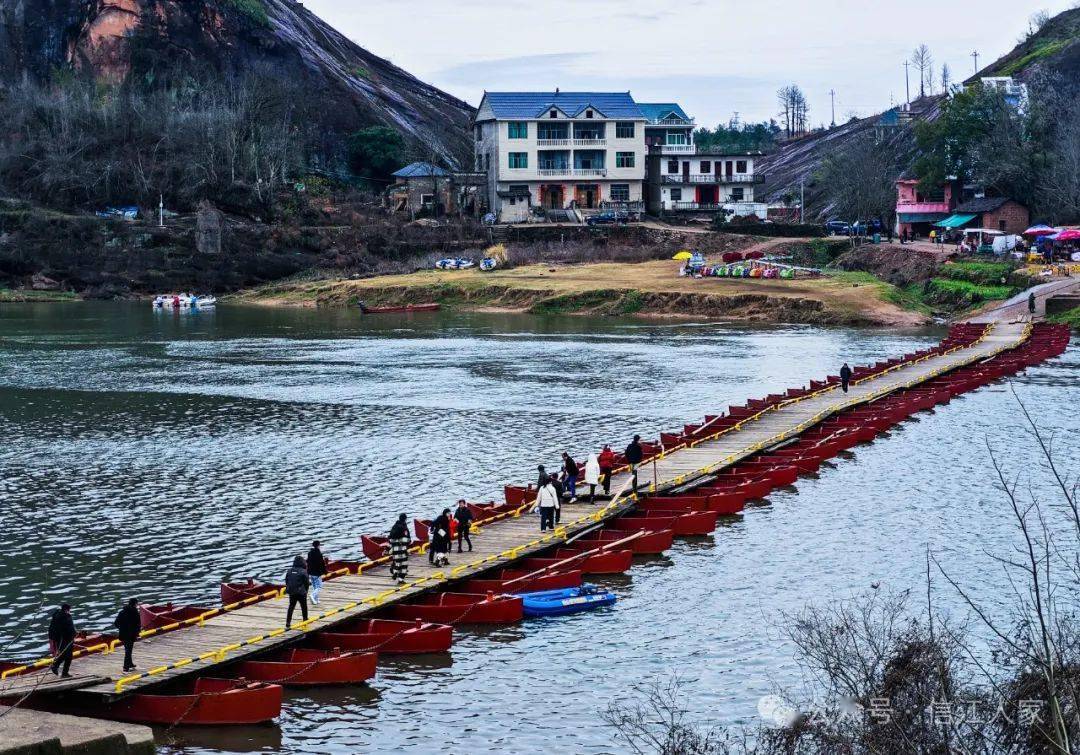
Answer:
[
  {"xmin": 220, "ymin": 579, "xmax": 281, "ymax": 606},
  {"xmin": 230, "ymin": 648, "xmax": 376, "ymax": 686},
  {"xmin": 520, "ymin": 585, "xmax": 617, "ymax": 618},
  {"xmin": 99, "ymin": 678, "xmax": 282, "ymax": 726},
  {"xmin": 314, "ymin": 619, "xmax": 453, "ymax": 654},
  {"xmin": 138, "ymin": 603, "xmax": 213, "ymax": 632},
  {"xmin": 389, "ymin": 593, "xmax": 523, "ymax": 625},
  {"xmin": 358, "ymin": 303, "xmax": 441, "ymax": 314}
]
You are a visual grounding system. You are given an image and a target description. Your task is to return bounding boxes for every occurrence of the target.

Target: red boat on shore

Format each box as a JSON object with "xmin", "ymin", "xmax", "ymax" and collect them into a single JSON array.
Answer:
[
  {"xmin": 220, "ymin": 579, "xmax": 280, "ymax": 605},
  {"xmin": 99, "ymin": 678, "xmax": 282, "ymax": 726},
  {"xmin": 230, "ymin": 648, "xmax": 376, "ymax": 686},
  {"xmin": 359, "ymin": 303, "xmax": 441, "ymax": 314},
  {"xmin": 314, "ymin": 619, "xmax": 453, "ymax": 654},
  {"xmin": 389, "ymin": 593, "xmax": 523, "ymax": 625}
]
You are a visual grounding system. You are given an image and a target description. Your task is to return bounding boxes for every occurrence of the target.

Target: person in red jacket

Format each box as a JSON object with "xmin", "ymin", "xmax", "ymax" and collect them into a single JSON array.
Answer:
[{"xmin": 597, "ymin": 445, "xmax": 616, "ymax": 495}]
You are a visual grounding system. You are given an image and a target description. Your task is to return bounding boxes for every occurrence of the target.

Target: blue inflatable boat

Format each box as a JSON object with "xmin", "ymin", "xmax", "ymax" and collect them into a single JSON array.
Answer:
[{"xmin": 520, "ymin": 585, "xmax": 617, "ymax": 618}]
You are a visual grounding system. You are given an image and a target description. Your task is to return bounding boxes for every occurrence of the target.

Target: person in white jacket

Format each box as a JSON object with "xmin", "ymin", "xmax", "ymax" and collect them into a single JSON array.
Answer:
[
  {"xmin": 534, "ymin": 481, "xmax": 560, "ymax": 531},
  {"xmin": 583, "ymin": 453, "xmax": 601, "ymax": 504}
]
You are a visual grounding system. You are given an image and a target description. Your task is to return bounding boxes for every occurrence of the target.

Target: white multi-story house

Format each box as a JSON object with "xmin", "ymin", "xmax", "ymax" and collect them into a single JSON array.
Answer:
[
  {"xmin": 640, "ymin": 102, "xmax": 764, "ymax": 215},
  {"xmin": 473, "ymin": 91, "xmax": 647, "ymax": 222}
]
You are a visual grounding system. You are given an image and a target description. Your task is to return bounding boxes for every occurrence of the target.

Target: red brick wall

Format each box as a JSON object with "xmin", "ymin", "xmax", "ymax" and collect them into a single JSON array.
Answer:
[{"xmin": 981, "ymin": 201, "xmax": 1030, "ymax": 235}]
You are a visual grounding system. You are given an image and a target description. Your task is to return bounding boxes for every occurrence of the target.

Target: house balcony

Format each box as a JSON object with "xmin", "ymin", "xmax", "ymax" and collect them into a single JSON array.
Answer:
[
  {"xmin": 573, "ymin": 138, "xmax": 607, "ymax": 147},
  {"xmin": 647, "ymin": 116, "xmax": 696, "ymax": 126},
  {"xmin": 662, "ymin": 174, "xmax": 763, "ymax": 185},
  {"xmin": 537, "ymin": 139, "xmax": 570, "ymax": 147},
  {"xmin": 659, "ymin": 144, "xmax": 695, "ymax": 154},
  {"xmin": 671, "ymin": 202, "xmax": 721, "ymax": 211},
  {"xmin": 536, "ymin": 167, "xmax": 608, "ymax": 178},
  {"xmin": 538, "ymin": 167, "xmax": 572, "ymax": 177},
  {"xmin": 895, "ymin": 201, "xmax": 950, "ymax": 214},
  {"xmin": 574, "ymin": 168, "xmax": 608, "ymax": 177}
]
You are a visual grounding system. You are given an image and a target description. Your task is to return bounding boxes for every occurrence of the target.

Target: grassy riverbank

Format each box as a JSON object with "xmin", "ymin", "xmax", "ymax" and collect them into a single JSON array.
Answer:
[
  {"xmin": 236, "ymin": 261, "xmax": 932, "ymax": 326},
  {"xmin": 0, "ymin": 288, "xmax": 79, "ymax": 303}
]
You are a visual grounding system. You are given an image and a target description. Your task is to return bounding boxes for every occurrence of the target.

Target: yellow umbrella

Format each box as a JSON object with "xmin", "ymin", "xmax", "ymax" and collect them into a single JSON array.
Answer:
[{"xmin": 672, "ymin": 250, "xmax": 693, "ymax": 261}]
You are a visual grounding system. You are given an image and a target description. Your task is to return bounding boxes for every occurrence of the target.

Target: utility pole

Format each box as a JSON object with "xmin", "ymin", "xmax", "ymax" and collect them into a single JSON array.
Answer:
[
  {"xmin": 158, "ymin": 194, "xmax": 164, "ymax": 228},
  {"xmin": 828, "ymin": 89, "xmax": 836, "ymax": 127},
  {"xmin": 799, "ymin": 178, "xmax": 805, "ymax": 224},
  {"xmin": 903, "ymin": 61, "xmax": 911, "ymax": 105},
  {"xmin": 971, "ymin": 49, "xmax": 980, "ymax": 74}
]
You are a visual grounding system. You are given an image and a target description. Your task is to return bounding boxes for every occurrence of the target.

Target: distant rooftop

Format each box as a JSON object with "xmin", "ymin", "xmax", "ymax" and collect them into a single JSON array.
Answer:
[
  {"xmin": 393, "ymin": 162, "xmax": 450, "ymax": 179},
  {"xmin": 480, "ymin": 91, "xmax": 644, "ymax": 120},
  {"xmin": 637, "ymin": 103, "xmax": 693, "ymax": 124}
]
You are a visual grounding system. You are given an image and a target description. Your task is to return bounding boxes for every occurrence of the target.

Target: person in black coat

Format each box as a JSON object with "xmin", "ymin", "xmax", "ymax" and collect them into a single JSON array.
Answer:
[
  {"xmin": 307, "ymin": 540, "xmax": 327, "ymax": 606},
  {"xmin": 284, "ymin": 556, "xmax": 310, "ymax": 629},
  {"xmin": 454, "ymin": 500, "xmax": 474, "ymax": 553},
  {"xmin": 624, "ymin": 435, "xmax": 644, "ymax": 490},
  {"xmin": 429, "ymin": 509, "xmax": 453, "ymax": 567},
  {"xmin": 114, "ymin": 598, "xmax": 141, "ymax": 672},
  {"xmin": 48, "ymin": 604, "xmax": 76, "ymax": 677},
  {"xmin": 839, "ymin": 363, "xmax": 853, "ymax": 393}
]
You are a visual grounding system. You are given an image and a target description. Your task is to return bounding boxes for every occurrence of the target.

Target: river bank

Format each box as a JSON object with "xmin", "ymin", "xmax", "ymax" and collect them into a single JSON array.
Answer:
[{"xmin": 235, "ymin": 261, "xmax": 930, "ymax": 326}]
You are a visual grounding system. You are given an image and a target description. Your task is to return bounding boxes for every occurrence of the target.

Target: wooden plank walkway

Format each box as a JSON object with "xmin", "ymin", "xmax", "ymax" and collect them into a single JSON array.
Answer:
[{"xmin": 0, "ymin": 321, "xmax": 1028, "ymax": 703}]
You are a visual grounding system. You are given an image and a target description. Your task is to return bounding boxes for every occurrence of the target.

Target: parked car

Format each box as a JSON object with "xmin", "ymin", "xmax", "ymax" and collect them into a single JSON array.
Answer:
[
  {"xmin": 825, "ymin": 220, "xmax": 850, "ymax": 235},
  {"xmin": 586, "ymin": 211, "xmax": 628, "ymax": 226}
]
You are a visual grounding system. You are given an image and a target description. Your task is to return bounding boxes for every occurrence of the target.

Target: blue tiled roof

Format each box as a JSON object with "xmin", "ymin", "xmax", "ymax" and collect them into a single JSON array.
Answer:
[
  {"xmin": 393, "ymin": 162, "xmax": 450, "ymax": 178},
  {"xmin": 637, "ymin": 103, "xmax": 691, "ymax": 123},
  {"xmin": 482, "ymin": 92, "xmax": 644, "ymax": 119}
]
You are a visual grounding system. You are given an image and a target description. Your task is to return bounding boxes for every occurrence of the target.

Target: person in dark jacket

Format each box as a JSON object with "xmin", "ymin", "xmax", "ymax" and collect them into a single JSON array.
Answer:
[
  {"xmin": 548, "ymin": 473, "xmax": 565, "ymax": 522},
  {"xmin": 114, "ymin": 598, "xmax": 141, "ymax": 672},
  {"xmin": 307, "ymin": 540, "xmax": 327, "ymax": 606},
  {"xmin": 429, "ymin": 509, "xmax": 453, "ymax": 567},
  {"xmin": 388, "ymin": 514, "xmax": 411, "ymax": 584},
  {"xmin": 624, "ymin": 435, "xmax": 644, "ymax": 490},
  {"xmin": 454, "ymin": 500, "xmax": 474, "ymax": 553},
  {"xmin": 284, "ymin": 556, "xmax": 310, "ymax": 629},
  {"xmin": 839, "ymin": 363, "xmax": 853, "ymax": 393},
  {"xmin": 562, "ymin": 452, "xmax": 579, "ymax": 502},
  {"xmin": 536, "ymin": 465, "xmax": 549, "ymax": 489},
  {"xmin": 48, "ymin": 604, "xmax": 76, "ymax": 677},
  {"xmin": 1028, "ymin": 291, "xmax": 1037, "ymax": 315}
]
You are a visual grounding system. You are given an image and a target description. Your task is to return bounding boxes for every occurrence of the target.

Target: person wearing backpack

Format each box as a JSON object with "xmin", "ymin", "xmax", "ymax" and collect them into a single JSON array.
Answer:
[{"xmin": 284, "ymin": 556, "xmax": 310, "ymax": 629}]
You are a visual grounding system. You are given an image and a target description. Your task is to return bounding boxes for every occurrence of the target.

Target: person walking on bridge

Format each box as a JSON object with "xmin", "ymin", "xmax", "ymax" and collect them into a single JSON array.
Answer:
[
  {"xmin": 624, "ymin": 435, "xmax": 644, "ymax": 491},
  {"xmin": 598, "ymin": 445, "xmax": 616, "ymax": 495},
  {"xmin": 839, "ymin": 363, "xmax": 853, "ymax": 393},
  {"xmin": 1029, "ymin": 291, "xmax": 1037, "ymax": 316},
  {"xmin": 307, "ymin": 541, "xmax": 327, "ymax": 606},
  {"xmin": 454, "ymin": 499, "xmax": 474, "ymax": 553},
  {"xmin": 584, "ymin": 452, "xmax": 601, "ymax": 504},
  {"xmin": 114, "ymin": 598, "xmax": 141, "ymax": 672},
  {"xmin": 430, "ymin": 509, "xmax": 453, "ymax": 567},
  {"xmin": 48, "ymin": 604, "xmax": 76, "ymax": 677},
  {"xmin": 534, "ymin": 479, "xmax": 560, "ymax": 531},
  {"xmin": 388, "ymin": 514, "xmax": 411, "ymax": 584},
  {"xmin": 562, "ymin": 452, "xmax": 579, "ymax": 502},
  {"xmin": 284, "ymin": 556, "xmax": 310, "ymax": 630}
]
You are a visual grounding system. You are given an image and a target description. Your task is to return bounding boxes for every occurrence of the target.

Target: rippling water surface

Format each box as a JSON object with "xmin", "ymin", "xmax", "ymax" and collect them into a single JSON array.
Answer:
[{"xmin": 0, "ymin": 303, "xmax": 1076, "ymax": 754}]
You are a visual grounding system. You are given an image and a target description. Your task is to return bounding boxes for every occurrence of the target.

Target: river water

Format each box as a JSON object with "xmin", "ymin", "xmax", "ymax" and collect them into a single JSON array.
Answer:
[{"xmin": 0, "ymin": 303, "xmax": 1076, "ymax": 754}]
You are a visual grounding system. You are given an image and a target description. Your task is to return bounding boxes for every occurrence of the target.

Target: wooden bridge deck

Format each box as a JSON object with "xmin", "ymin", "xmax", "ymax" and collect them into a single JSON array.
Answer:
[{"xmin": 0, "ymin": 322, "xmax": 1028, "ymax": 702}]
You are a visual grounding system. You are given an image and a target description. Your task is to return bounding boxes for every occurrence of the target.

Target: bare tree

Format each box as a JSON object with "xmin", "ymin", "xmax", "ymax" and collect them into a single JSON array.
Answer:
[
  {"xmin": 940, "ymin": 63, "xmax": 952, "ymax": 95},
  {"xmin": 911, "ymin": 45, "xmax": 933, "ymax": 99},
  {"xmin": 776, "ymin": 85, "xmax": 809, "ymax": 138}
]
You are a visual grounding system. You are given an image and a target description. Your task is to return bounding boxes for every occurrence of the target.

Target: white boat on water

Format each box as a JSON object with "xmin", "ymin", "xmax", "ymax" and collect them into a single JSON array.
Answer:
[{"xmin": 152, "ymin": 294, "xmax": 217, "ymax": 309}]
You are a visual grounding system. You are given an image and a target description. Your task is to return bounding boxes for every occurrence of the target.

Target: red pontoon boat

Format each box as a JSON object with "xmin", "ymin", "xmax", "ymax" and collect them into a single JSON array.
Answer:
[
  {"xmin": 314, "ymin": 619, "xmax": 453, "ymax": 654},
  {"xmin": 220, "ymin": 579, "xmax": 281, "ymax": 605},
  {"xmin": 230, "ymin": 648, "xmax": 376, "ymax": 686},
  {"xmin": 138, "ymin": 603, "xmax": 213, "ymax": 632},
  {"xmin": 389, "ymin": 593, "xmax": 523, "ymax": 624},
  {"xmin": 99, "ymin": 678, "xmax": 282, "ymax": 726},
  {"xmin": 459, "ymin": 568, "xmax": 583, "ymax": 594},
  {"xmin": 361, "ymin": 535, "xmax": 389, "ymax": 562}
]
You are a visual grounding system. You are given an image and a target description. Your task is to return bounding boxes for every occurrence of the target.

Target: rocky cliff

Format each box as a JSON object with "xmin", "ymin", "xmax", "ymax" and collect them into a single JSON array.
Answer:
[{"xmin": 0, "ymin": 0, "xmax": 474, "ymax": 167}]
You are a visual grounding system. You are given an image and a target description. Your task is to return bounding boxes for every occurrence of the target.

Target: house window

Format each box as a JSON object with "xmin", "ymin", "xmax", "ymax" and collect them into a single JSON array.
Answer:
[
  {"xmin": 508, "ymin": 152, "xmax": 528, "ymax": 169},
  {"xmin": 475, "ymin": 126, "xmax": 483, "ymax": 142},
  {"xmin": 484, "ymin": 153, "xmax": 490, "ymax": 170},
  {"xmin": 507, "ymin": 121, "xmax": 528, "ymax": 139},
  {"xmin": 585, "ymin": 110, "xmax": 594, "ymax": 119},
  {"xmin": 616, "ymin": 152, "xmax": 635, "ymax": 168},
  {"xmin": 700, "ymin": 161, "xmax": 711, "ymax": 173},
  {"xmin": 667, "ymin": 160, "xmax": 679, "ymax": 173},
  {"xmin": 616, "ymin": 122, "xmax": 635, "ymax": 138},
  {"xmin": 420, "ymin": 193, "xmax": 434, "ymax": 207},
  {"xmin": 475, "ymin": 154, "xmax": 482, "ymax": 171},
  {"xmin": 670, "ymin": 188, "xmax": 682, "ymax": 201},
  {"xmin": 732, "ymin": 188, "xmax": 745, "ymax": 201},
  {"xmin": 509, "ymin": 184, "xmax": 529, "ymax": 195},
  {"xmin": 999, "ymin": 219, "xmax": 1007, "ymax": 231},
  {"xmin": 611, "ymin": 184, "xmax": 630, "ymax": 202},
  {"xmin": 736, "ymin": 160, "xmax": 747, "ymax": 173},
  {"xmin": 550, "ymin": 109, "xmax": 558, "ymax": 118},
  {"xmin": 666, "ymin": 131, "xmax": 688, "ymax": 145}
]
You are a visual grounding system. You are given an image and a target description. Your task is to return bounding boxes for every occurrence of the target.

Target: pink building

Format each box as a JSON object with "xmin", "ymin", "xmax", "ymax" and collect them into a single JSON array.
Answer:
[{"xmin": 895, "ymin": 179, "xmax": 957, "ymax": 238}]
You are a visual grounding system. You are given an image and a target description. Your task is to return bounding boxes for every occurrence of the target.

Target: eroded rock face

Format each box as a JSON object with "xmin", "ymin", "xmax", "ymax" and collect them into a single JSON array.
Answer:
[{"xmin": 0, "ymin": 0, "xmax": 474, "ymax": 166}]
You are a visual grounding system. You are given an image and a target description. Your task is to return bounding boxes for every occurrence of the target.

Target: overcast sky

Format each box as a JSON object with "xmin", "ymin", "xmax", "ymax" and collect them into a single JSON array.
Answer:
[{"xmin": 307, "ymin": 0, "xmax": 1074, "ymax": 128}]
